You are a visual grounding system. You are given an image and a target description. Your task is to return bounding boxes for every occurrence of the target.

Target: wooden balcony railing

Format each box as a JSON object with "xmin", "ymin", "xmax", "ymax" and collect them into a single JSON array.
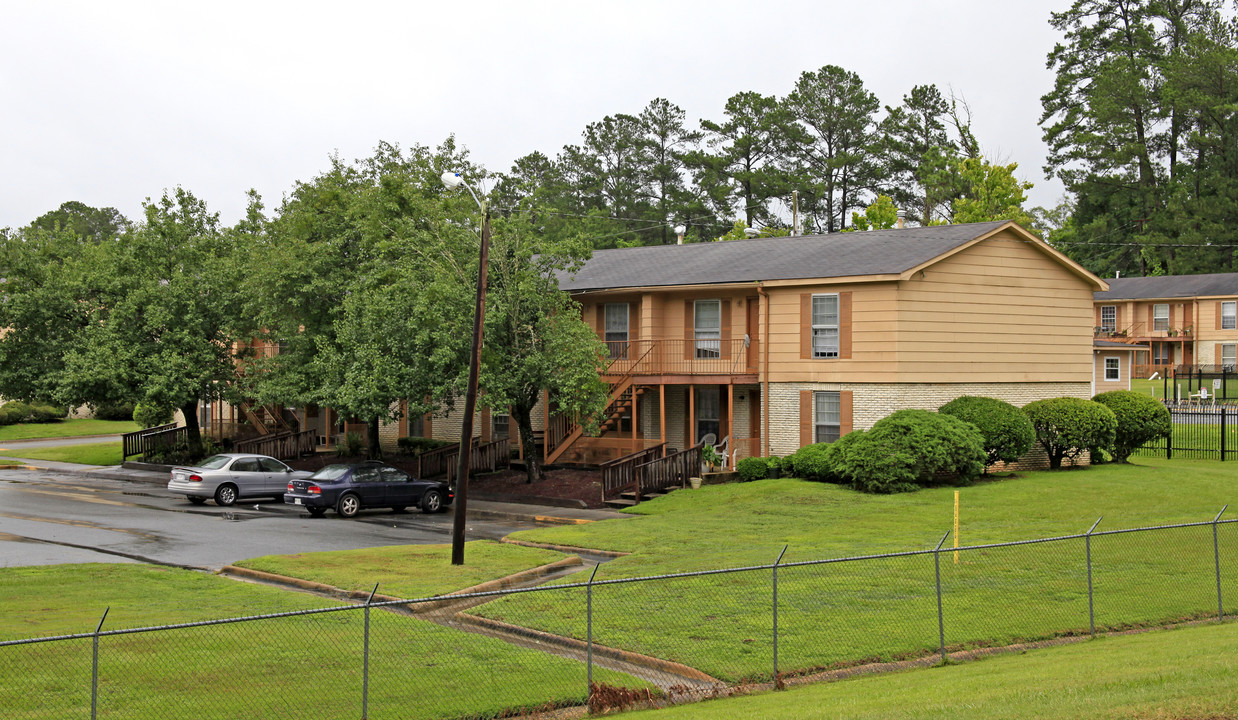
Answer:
[
  {"xmin": 446, "ymin": 437, "xmax": 511, "ymax": 483},
  {"xmin": 234, "ymin": 429, "xmax": 316, "ymax": 460},
  {"xmin": 415, "ymin": 437, "xmax": 478, "ymax": 479},
  {"xmin": 602, "ymin": 339, "xmax": 751, "ymax": 377}
]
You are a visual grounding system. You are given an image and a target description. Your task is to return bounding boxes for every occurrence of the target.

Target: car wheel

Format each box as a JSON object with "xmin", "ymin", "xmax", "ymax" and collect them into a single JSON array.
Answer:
[
  {"xmin": 187, "ymin": 496, "xmax": 208, "ymax": 506},
  {"xmin": 273, "ymin": 495, "xmax": 286, "ymax": 503},
  {"xmin": 307, "ymin": 507, "xmax": 327, "ymax": 518},
  {"xmin": 214, "ymin": 484, "xmax": 238, "ymax": 507},
  {"xmin": 391, "ymin": 506, "xmax": 407, "ymax": 513},
  {"xmin": 336, "ymin": 493, "xmax": 361, "ymax": 518},
  {"xmin": 420, "ymin": 490, "xmax": 443, "ymax": 514}
]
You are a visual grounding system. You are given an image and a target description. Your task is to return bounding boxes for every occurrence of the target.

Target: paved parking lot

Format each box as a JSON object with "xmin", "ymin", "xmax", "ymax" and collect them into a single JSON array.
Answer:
[{"xmin": 0, "ymin": 466, "xmax": 571, "ymax": 570}]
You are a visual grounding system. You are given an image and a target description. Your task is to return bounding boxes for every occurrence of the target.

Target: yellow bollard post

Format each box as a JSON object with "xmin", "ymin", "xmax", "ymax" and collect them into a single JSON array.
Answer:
[{"xmin": 953, "ymin": 490, "xmax": 959, "ymax": 564}]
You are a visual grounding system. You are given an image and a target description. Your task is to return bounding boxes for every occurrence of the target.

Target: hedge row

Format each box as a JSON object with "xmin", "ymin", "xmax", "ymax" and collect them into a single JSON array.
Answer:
[{"xmin": 0, "ymin": 401, "xmax": 66, "ymax": 425}]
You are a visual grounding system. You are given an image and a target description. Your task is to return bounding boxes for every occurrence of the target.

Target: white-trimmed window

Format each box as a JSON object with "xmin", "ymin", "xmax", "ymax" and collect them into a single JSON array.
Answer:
[
  {"xmin": 811, "ymin": 294, "xmax": 840, "ymax": 358},
  {"xmin": 1104, "ymin": 357, "xmax": 1120, "ymax": 381},
  {"xmin": 492, "ymin": 411, "xmax": 510, "ymax": 441},
  {"xmin": 694, "ymin": 300, "xmax": 721, "ymax": 358},
  {"xmin": 814, "ymin": 391, "xmax": 840, "ymax": 443},
  {"xmin": 1224, "ymin": 344, "xmax": 1237, "ymax": 370},
  {"xmin": 604, "ymin": 303, "xmax": 629, "ymax": 359},
  {"xmin": 1223, "ymin": 301, "xmax": 1237, "ymax": 330},
  {"xmin": 1153, "ymin": 304, "xmax": 1170, "ymax": 332},
  {"xmin": 1100, "ymin": 305, "xmax": 1116, "ymax": 332}
]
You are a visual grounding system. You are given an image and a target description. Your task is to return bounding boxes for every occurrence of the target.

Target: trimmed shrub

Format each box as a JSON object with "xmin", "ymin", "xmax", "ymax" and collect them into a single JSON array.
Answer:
[
  {"xmin": 788, "ymin": 442, "xmax": 836, "ymax": 482},
  {"xmin": 337, "ymin": 430, "xmax": 365, "ymax": 457},
  {"xmin": 0, "ymin": 401, "xmax": 33, "ymax": 425},
  {"xmin": 1092, "ymin": 390, "xmax": 1172, "ymax": 463},
  {"xmin": 27, "ymin": 403, "xmax": 65, "ymax": 423},
  {"xmin": 736, "ymin": 456, "xmax": 769, "ymax": 482},
  {"xmin": 832, "ymin": 410, "xmax": 985, "ymax": 493},
  {"xmin": 133, "ymin": 403, "xmax": 175, "ymax": 429},
  {"xmin": 397, "ymin": 436, "xmax": 454, "ymax": 455},
  {"xmin": 938, "ymin": 396, "xmax": 1035, "ymax": 470},
  {"xmin": 1022, "ymin": 397, "xmax": 1117, "ymax": 469},
  {"xmin": 94, "ymin": 401, "xmax": 136, "ymax": 421}
]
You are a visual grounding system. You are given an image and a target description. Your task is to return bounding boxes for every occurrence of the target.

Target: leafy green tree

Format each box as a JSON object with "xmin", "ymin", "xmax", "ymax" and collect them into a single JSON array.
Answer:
[
  {"xmin": 638, "ymin": 98, "xmax": 705, "ymax": 244},
  {"xmin": 953, "ymin": 158, "xmax": 1036, "ymax": 227},
  {"xmin": 478, "ymin": 213, "xmax": 609, "ymax": 483},
  {"xmin": 691, "ymin": 91, "xmax": 791, "ymax": 228},
  {"xmin": 878, "ymin": 84, "xmax": 958, "ymax": 225},
  {"xmin": 56, "ymin": 188, "xmax": 247, "ymax": 452},
  {"xmin": 846, "ymin": 194, "xmax": 900, "ymax": 232},
  {"xmin": 28, "ymin": 201, "xmax": 128, "ymax": 242},
  {"xmin": 783, "ymin": 65, "xmax": 881, "ymax": 232},
  {"xmin": 713, "ymin": 219, "xmax": 790, "ymax": 242}
]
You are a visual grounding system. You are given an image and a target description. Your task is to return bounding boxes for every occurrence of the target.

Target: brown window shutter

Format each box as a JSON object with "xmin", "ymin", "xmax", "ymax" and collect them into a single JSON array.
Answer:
[
  {"xmin": 800, "ymin": 390, "xmax": 813, "ymax": 447},
  {"xmin": 1094, "ymin": 306, "xmax": 1101, "ymax": 327},
  {"xmin": 481, "ymin": 407, "xmax": 491, "ymax": 443},
  {"xmin": 629, "ymin": 301, "xmax": 639, "ymax": 340},
  {"xmin": 684, "ymin": 299, "xmax": 694, "ymax": 360},
  {"xmin": 839, "ymin": 390, "xmax": 853, "ymax": 436},
  {"xmin": 1116, "ymin": 305, "xmax": 1122, "ymax": 330},
  {"xmin": 1216, "ymin": 345, "xmax": 1224, "ymax": 366},
  {"xmin": 1170, "ymin": 304, "xmax": 1177, "ymax": 329},
  {"xmin": 399, "ymin": 401, "xmax": 408, "ymax": 437},
  {"xmin": 800, "ymin": 293, "xmax": 812, "ymax": 359},
  {"xmin": 1218, "ymin": 302, "xmax": 1224, "ymax": 331},
  {"xmin": 595, "ymin": 305, "xmax": 604, "ymax": 337},
  {"xmin": 721, "ymin": 300, "xmax": 732, "ymax": 359},
  {"xmin": 1147, "ymin": 306, "xmax": 1154, "ymax": 333},
  {"xmin": 839, "ymin": 292, "xmax": 853, "ymax": 359}
]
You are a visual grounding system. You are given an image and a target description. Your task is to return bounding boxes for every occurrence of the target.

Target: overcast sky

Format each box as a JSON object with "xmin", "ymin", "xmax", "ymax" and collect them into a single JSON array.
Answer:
[{"xmin": 2, "ymin": 0, "xmax": 1070, "ymax": 231}]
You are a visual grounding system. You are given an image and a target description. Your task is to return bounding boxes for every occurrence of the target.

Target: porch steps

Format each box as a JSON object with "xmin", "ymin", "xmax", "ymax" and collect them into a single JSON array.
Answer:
[{"xmin": 603, "ymin": 498, "xmax": 639, "ymax": 509}]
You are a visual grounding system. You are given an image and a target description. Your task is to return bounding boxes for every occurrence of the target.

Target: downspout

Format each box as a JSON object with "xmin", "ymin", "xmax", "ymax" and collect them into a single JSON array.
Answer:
[{"xmin": 758, "ymin": 282, "xmax": 770, "ymax": 458}]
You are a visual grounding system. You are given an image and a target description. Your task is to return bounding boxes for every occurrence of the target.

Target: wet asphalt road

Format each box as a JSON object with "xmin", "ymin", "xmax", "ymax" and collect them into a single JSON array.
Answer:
[{"xmin": 0, "ymin": 468, "xmax": 537, "ymax": 571}]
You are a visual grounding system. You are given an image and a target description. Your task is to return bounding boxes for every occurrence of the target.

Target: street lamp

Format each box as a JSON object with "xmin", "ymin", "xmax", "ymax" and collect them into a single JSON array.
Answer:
[{"xmin": 441, "ymin": 170, "xmax": 490, "ymax": 566}]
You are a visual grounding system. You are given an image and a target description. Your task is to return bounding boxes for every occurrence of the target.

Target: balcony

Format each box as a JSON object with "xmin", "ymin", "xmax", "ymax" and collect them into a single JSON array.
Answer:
[
  {"xmin": 1095, "ymin": 326, "xmax": 1193, "ymax": 341},
  {"xmin": 602, "ymin": 339, "xmax": 753, "ymax": 378}
]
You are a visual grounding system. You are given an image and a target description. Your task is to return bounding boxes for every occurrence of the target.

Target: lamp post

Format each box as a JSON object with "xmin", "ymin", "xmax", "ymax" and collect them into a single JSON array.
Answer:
[{"xmin": 441, "ymin": 170, "xmax": 490, "ymax": 566}]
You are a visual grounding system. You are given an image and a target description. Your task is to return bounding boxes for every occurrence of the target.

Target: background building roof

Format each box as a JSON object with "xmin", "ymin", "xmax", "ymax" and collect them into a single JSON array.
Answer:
[
  {"xmin": 1094, "ymin": 273, "xmax": 1238, "ymax": 301},
  {"xmin": 558, "ymin": 221, "xmax": 1011, "ymax": 292}
]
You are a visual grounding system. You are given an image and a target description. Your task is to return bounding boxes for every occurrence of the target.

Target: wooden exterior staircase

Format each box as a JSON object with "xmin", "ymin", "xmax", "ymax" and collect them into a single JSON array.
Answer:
[{"xmin": 544, "ymin": 344, "xmax": 654, "ymax": 465}]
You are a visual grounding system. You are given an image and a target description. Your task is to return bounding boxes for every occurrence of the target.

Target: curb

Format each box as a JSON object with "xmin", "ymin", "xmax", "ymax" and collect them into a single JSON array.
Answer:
[
  {"xmin": 502, "ymin": 538, "xmax": 630, "ymax": 558},
  {"xmin": 455, "ymin": 613, "xmax": 720, "ymax": 684},
  {"xmin": 467, "ymin": 508, "xmax": 597, "ymax": 526},
  {"xmin": 218, "ymin": 555, "xmax": 585, "ymax": 612}
]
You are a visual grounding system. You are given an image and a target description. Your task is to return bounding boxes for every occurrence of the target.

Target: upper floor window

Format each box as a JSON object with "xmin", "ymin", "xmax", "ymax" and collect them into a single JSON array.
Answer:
[
  {"xmin": 812, "ymin": 294, "xmax": 840, "ymax": 358},
  {"xmin": 1223, "ymin": 301, "xmax": 1237, "ymax": 330},
  {"xmin": 814, "ymin": 391, "xmax": 840, "ymax": 443},
  {"xmin": 604, "ymin": 303, "xmax": 629, "ymax": 359},
  {"xmin": 1153, "ymin": 304, "xmax": 1170, "ymax": 332},
  {"xmin": 694, "ymin": 299, "xmax": 721, "ymax": 358},
  {"xmin": 1104, "ymin": 357, "xmax": 1120, "ymax": 381},
  {"xmin": 1100, "ymin": 306, "xmax": 1116, "ymax": 332}
]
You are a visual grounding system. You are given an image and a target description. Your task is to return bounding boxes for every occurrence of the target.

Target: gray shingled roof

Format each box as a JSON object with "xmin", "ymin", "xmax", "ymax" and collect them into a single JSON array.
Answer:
[
  {"xmin": 1094, "ymin": 273, "xmax": 1238, "ymax": 301},
  {"xmin": 558, "ymin": 221, "xmax": 1011, "ymax": 292},
  {"xmin": 1094, "ymin": 340, "xmax": 1146, "ymax": 350}
]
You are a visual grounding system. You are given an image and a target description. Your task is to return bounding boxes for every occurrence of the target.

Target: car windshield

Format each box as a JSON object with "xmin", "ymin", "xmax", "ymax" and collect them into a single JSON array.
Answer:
[
  {"xmin": 198, "ymin": 455, "xmax": 232, "ymax": 470},
  {"xmin": 308, "ymin": 465, "xmax": 351, "ymax": 481}
]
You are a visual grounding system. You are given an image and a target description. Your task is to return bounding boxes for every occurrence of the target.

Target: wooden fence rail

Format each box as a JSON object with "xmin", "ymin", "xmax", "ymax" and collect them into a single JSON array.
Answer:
[
  {"xmin": 446, "ymin": 437, "xmax": 512, "ymax": 483},
  {"xmin": 121, "ymin": 423, "xmax": 185, "ymax": 460},
  {"xmin": 600, "ymin": 443, "xmax": 666, "ymax": 502},
  {"xmin": 415, "ymin": 437, "xmax": 481, "ymax": 479},
  {"xmin": 632, "ymin": 443, "xmax": 703, "ymax": 503},
  {"xmin": 234, "ymin": 429, "xmax": 317, "ymax": 460}
]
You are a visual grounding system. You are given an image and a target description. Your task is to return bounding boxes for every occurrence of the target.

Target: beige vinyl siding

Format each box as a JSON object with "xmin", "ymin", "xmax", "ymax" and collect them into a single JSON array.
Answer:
[
  {"xmin": 893, "ymin": 233, "xmax": 1094, "ymax": 383},
  {"xmin": 766, "ymin": 282, "xmax": 900, "ymax": 383}
]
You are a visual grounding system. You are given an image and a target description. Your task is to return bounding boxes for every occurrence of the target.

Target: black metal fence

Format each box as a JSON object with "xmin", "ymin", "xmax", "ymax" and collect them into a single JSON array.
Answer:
[
  {"xmin": 3, "ymin": 514, "xmax": 1235, "ymax": 719},
  {"xmin": 1135, "ymin": 405, "xmax": 1238, "ymax": 460}
]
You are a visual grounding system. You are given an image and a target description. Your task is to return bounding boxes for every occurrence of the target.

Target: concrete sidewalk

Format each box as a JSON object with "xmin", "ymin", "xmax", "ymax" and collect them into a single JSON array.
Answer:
[{"xmin": 3, "ymin": 459, "xmax": 630, "ymax": 526}]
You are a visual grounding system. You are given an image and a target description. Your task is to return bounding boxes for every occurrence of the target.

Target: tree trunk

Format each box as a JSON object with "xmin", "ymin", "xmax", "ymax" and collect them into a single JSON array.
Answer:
[
  {"xmin": 514, "ymin": 404, "xmax": 541, "ymax": 484},
  {"xmin": 367, "ymin": 417, "xmax": 382, "ymax": 460},
  {"xmin": 180, "ymin": 401, "xmax": 202, "ymax": 455}
]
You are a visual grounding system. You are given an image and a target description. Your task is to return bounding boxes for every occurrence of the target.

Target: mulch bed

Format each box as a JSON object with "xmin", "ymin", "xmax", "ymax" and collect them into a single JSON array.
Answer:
[{"xmin": 286, "ymin": 453, "xmax": 607, "ymax": 509}]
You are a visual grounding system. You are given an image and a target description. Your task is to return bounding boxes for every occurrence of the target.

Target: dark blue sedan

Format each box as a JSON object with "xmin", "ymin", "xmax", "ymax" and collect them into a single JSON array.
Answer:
[{"xmin": 284, "ymin": 462, "xmax": 453, "ymax": 518}]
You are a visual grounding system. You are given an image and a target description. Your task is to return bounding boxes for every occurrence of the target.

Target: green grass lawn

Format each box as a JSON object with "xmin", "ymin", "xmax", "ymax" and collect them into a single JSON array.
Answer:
[
  {"xmin": 0, "ymin": 441, "xmax": 121, "ymax": 466},
  {"xmin": 463, "ymin": 458, "xmax": 1238, "ymax": 682},
  {"xmin": 0, "ymin": 418, "xmax": 138, "ymax": 442},
  {"xmin": 0, "ymin": 564, "xmax": 645, "ymax": 719},
  {"xmin": 623, "ymin": 621, "xmax": 1238, "ymax": 719},
  {"xmin": 234, "ymin": 540, "xmax": 573, "ymax": 598}
]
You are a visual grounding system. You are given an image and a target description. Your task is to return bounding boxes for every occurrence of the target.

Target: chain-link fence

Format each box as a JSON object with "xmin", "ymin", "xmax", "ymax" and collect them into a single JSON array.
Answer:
[{"xmin": 3, "ymin": 512, "xmax": 1235, "ymax": 718}]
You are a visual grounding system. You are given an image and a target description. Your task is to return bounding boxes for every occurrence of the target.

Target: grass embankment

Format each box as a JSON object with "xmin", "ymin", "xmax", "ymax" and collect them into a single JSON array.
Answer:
[
  {"xmin": 1, "ymin": 441, "xmax": 121, "ymax": 466},
  {"xmin": 0, "ymin": 563, "xmax": 645, "ymax": 719},
  {"xmin": 625, "ymin": 621, "xmax": 1238, "ymax": 719},
  {"xmin": 0, "ymin": 419, "xmax": 137, "ymax": 442},
  {"xmin": 235, "ymin": 540, "xmax": 573, "ymax": 599},
  {"xmin": 464, "ymin": 457, "xmax": 1238, "ymax": 682}
]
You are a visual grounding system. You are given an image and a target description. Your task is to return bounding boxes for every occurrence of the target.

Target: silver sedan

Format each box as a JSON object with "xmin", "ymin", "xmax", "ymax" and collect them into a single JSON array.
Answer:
[{"xmin": 167, "ymin": 453, "xmax": 311, "ymax": 506}]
